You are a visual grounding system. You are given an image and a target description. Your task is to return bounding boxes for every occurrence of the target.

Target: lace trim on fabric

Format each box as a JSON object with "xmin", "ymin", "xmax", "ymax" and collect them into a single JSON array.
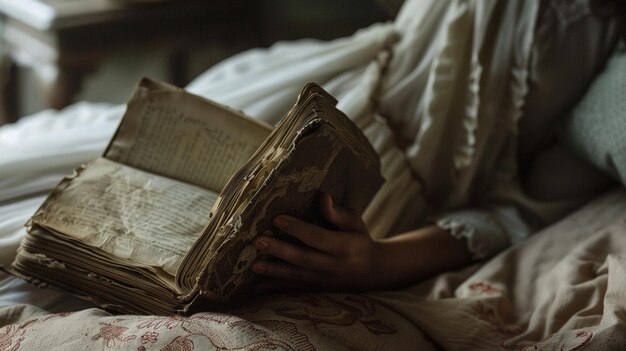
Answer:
[{"xmin": 436, "ymin": 217, "xmax": 486, "ymax": 260}]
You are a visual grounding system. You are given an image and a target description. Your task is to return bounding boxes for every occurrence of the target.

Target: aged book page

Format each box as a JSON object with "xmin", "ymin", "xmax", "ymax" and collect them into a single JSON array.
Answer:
[
  {"xmin": 106, "ymin": 79, "xmax": 272, "ymax": 192},
  {"xmin": 32, "ymin": 157, "xmax": 218, "ymax": 275}
]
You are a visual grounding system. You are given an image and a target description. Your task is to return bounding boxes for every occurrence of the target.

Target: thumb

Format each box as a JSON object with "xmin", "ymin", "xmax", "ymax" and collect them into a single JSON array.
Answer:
[{"xmin": 319, "ymin": 193, "xmax": 366, "ymax": 232}]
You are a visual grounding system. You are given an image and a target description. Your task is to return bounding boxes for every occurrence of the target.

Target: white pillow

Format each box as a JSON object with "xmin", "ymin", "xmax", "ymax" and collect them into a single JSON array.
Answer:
[{"xmin": 559, "ymin": 44, "xmax": 626, "ymax": 186}]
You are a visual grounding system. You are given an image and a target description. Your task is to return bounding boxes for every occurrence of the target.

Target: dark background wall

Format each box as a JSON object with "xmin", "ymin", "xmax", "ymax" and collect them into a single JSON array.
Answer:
[{"xmin": 16, "ymin": 1, "xmax": 394, "ymax": 117}]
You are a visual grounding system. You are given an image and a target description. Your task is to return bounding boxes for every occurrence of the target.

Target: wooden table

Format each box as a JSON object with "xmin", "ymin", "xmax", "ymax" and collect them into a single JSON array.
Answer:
[{"xmin": 0, "ymin": 0, "xmax": 261, "ymax": 124}]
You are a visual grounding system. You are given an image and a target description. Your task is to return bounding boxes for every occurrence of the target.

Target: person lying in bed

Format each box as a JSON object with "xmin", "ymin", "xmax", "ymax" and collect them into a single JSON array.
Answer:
[{"xmin": 250, "ymin": 0, "xmax": 625, "ymax": 293}]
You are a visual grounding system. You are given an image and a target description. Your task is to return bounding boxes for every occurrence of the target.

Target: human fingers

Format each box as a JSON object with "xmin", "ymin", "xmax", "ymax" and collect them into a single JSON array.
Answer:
[
  {"xmin": 250, "ymin": 259, "xmax": 322, "ymax": 284},
  {"xmin": 319, "ymin": 192, "xmax": 366, "ymax": 232},
  {"xmin": 272, "ymin": 215, "xmax": 341, "ymax": 255},
  {"xmin": 253, "ymin": 235, "xmax": 334, "ymax": 270}
]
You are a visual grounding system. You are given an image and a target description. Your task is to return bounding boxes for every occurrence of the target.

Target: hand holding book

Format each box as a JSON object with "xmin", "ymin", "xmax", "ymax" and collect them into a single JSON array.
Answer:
[
  {"xmin": 253, "ymin": 191, "xmax": 475, "ymax": 293},
  {"xmin": 252, "ymin": 192, "xmax": 380, "ymax": 293}
]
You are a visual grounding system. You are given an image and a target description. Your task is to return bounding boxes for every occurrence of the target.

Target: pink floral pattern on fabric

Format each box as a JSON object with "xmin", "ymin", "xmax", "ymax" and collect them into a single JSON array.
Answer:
[
  {"xmin": 468, "ymin": 281, "xmax": 503, "ymax": 295},
  {"xmin": 139, "ymin": 313, "xmax": 309, "ymax": 351},
  {"xmin": 242, "ymin": 293, "xmax": 397, "ymax": 336},
  {"xmin": 0, "ymin": 319, "xmax": 38, "ymax": 351},
  {"xmin": 521, "ymin": 330, "xmax": 593, "ymax": 351},
  {"xmin": 0, "ymin": 293, "xmax": 407, "ymax": 350},
  {"xmin": 0, "ymin": 293, "xmax": 602, "ymax": 351},
  {"xmin": 0, "ymin": 325, "xmax": 25, "ymax": 351},
  {"xmin": 91, "ymin": 322, "xmax": 137, "ymax": 348},
  {"xmin": 42, "ymin": 312, "xmax": 73, "ymax": 322},
  {"xmin": 79, "ymin": 312, "xmax": 315, "ymax": 350},
  {"xmin": 161, "ymin": 335, "xmax": 194, "ymax": 351},
  {"xmin": 136, "ymin": 316, "xmax": 185, "ymax": 330},
  {"xmin": 140, "ymin": 331, "xmax": 158, "ymax": 344},
  {"xmin": 471, "ymin": 300, "xmax": 596, "ymax": 351}
]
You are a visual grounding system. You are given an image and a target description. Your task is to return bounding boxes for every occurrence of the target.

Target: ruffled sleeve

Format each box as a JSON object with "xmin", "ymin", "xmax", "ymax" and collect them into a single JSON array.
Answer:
[{"xmin": 435, "ymin": 204, "xmax": 535, "ymax": 260}]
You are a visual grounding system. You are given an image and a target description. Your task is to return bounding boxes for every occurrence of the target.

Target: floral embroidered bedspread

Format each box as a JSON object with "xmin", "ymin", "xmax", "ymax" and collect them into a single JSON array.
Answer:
[
  {"xmin": 2, "ymin": 190, "xmax": 626, "ymax": 350},
  {"xmin": 0, "ymin": 293, "xmax": 431, "ymax": 351}
]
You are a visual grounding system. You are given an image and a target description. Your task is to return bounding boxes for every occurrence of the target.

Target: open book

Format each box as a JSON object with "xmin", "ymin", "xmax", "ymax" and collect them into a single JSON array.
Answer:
[{"xmin": 7, "ymin": 79, "xmax": 384, "ymax": 315}]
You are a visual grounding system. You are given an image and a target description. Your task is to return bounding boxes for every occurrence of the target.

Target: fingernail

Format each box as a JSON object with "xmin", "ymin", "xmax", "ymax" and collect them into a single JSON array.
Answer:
[
  {"xmin": 274, "ymin": 216, "xmax": 288, "ymax": 228},
  {"xmin": 255, "ymin": 238, "xmax": 269, "ymax": 250},
  {"xmin": 252, "ymin": 263, "xmax": 266, "ymax": 274}
]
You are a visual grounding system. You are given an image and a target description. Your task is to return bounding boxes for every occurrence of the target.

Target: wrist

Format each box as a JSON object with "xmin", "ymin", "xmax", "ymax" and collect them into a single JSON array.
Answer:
[
  {"xmin": 368, "ymin": 226, "xmax": 473, "ymax": 290},
  {"xmin": 368, "ymin": 237, "xmax": 414, "ymax": 290}
]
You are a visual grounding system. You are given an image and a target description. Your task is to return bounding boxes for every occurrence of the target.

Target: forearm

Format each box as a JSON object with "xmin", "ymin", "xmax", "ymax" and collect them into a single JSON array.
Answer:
[{"xmin": 372, "ymin": 225, "xmax": 473, "ymax": 289}]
